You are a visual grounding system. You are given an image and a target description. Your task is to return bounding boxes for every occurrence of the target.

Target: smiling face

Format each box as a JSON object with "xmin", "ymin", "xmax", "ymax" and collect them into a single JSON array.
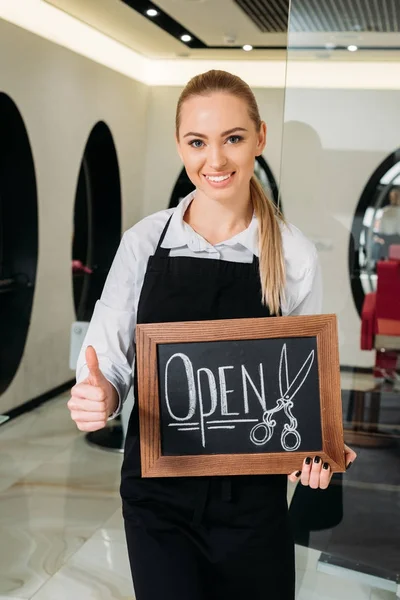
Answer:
[{"xmin": 176, "ymin": 92, "xmax": 266, "ymax": 205}]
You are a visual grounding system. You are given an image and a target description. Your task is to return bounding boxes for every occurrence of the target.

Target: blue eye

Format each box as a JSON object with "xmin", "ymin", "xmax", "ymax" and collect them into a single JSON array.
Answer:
[
  {"xmin": 189, "ymin": 139, "xmax": 204, "ymax": 148},
  {"xmin": 227, "ymin": 135, "xmax": 243, "ymax": 144}
]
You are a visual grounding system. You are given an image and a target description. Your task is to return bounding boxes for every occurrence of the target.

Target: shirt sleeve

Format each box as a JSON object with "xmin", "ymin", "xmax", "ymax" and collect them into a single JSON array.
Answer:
[
  {"xmin": 288, "ymin": 249, "xmax": 323, "ymax": 316},
  {"xmin": 76, "ymin": 231, "xmax": 138, "ymax": 418}
]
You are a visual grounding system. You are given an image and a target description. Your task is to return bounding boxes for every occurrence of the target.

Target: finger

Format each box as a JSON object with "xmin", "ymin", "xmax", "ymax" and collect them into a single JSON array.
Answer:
[
  {"xmin": 76, "ymin": 421, "xmax": 107, "ymax": 432},
  {"xmin": 85, "ymin": 346, "xmax": 104, "ymax": 386},
  {"xmin": 288, "ymin": 470, "xmax": 302, "ymax": 483},
  {"xmin": 308, "ymin": 456, "xmax": 323, "ymax": 489},
  {"xmin": 70, "ymin": 383, "xmax": 106, "ymax": 402},
  {"xmin": 68, "ymin": 397, "xmax": 108, "ymax": 412},
  {"xmin": 319, "ymin": 462, "xmax": 332, "ymax": 489},
  {"xmin": 70, "ymin": 410, "xmax": 107, "ymax": 423},
  {"xmin": 300, "ymin": 456, "xmax": 312, "ymax": 486},
  {"xmin": 344, "ymin": 444, "xmax": 357, "ymax": 467}
]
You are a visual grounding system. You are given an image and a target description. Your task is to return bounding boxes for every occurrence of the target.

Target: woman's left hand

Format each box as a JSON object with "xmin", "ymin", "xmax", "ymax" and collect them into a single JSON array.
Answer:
[{"xmin": 288, "ymin": 444, "xmax": 357, "ymax": 489}]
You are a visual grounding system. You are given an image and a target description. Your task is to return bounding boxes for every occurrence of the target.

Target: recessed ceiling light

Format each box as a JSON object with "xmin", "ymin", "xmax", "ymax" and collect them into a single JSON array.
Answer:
[
  {"xmin": 243, "ymin": 44, "xmax": 253, "ymax": 52},
  {"xmin": 347, "ymin": 45, "xmax": 358, "ymax": 52},
  {"xmin": 325, "ymin": 42, "xmax": 336, "ymax": 50},
  {"xmin": 181, "ymin": 34, "xmax": 192, "ymax": 43},
  {"xmin": 146, "ymin": 8, "xmax": 158, "ymax": 17}
]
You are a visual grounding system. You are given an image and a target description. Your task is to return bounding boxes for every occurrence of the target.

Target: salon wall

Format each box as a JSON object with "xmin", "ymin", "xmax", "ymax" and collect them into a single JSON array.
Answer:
[
  {"xmin": 280, "ymin": 88, "xmax": 400, "ymax": 367},
  {"xmin": 0, "ymin": 18, "xmax": 149, "ymax": 414}
]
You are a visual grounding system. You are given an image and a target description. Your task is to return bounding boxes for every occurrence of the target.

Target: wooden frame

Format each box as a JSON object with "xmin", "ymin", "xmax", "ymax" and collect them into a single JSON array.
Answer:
[{"xmin": 136, "ymin": 314, "xmax": 345, "ymax": 477}]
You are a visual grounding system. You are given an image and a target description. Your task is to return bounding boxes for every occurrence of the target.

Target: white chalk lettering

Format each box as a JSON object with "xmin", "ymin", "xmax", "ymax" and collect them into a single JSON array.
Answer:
[
  {"xmin": 218, "ymin": 366, "xmax": 239, "ymax": 416},
  {"xmin": 241, "ymin": 364, "xmax": 266, "ymax": 413},
  {"xmin": 165, "ymin": 353, "xmax": 196, "ymax": 421},
  {"xmin": 163, "ymin": 343, "xmax": 314, "ymax": 452},
  {"xmin": 197, "ymin": 367, "xmax": 218, "ymax": 447}
]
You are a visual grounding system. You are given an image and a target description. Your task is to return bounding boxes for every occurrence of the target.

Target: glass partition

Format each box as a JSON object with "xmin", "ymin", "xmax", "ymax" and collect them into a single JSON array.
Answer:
[
  {"xmin": 282, "ymin": 0, "xmax": 400, "ymax": 595},
  {"xmin": 351, "ymin": 149, "xmax": 400, "ymax": 315}
]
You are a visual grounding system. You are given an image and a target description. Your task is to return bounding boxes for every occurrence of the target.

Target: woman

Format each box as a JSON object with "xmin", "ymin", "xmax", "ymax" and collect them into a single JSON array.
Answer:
[{"xmin": 68, "ymin": 70, "xmax": 356, "ymax": 599}]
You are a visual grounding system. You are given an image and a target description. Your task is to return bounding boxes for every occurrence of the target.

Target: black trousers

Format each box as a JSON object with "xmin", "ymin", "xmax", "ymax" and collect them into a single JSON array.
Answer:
[{"xmin": 122, "ymin": 475, "xmax": 295, "ymax": 600}]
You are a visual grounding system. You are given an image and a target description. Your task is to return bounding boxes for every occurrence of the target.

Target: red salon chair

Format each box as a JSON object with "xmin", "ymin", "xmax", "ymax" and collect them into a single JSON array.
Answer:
[
  {"xmin": 361, "ymin": 245, "xmax": 400, "ymax": 381},
  {"xmin": 346, "ymin": 245, "xmax": 400, "ymax": 448}
]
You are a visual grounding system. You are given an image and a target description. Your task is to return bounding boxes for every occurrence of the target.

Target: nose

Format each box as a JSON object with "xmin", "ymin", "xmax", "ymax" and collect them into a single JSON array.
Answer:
[{"xmin": 207, "ymin": 145, "xmax": 228, "ymax": 170}]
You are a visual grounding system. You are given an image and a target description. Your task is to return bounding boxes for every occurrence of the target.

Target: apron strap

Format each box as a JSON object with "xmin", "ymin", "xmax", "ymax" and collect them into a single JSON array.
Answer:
[{"xmin": 154, "ymin": 215, "xmax": 173, "ymax": 258}]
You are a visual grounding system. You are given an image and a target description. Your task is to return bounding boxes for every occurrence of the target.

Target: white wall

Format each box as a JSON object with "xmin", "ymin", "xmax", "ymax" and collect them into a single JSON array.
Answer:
[
  {"xmin": 0, "ymin": 18, "xmax": 149, "ymax": 414},
  {"xmin": 280, "ymin": 89, "xmax": 400, "ymax": 366}
]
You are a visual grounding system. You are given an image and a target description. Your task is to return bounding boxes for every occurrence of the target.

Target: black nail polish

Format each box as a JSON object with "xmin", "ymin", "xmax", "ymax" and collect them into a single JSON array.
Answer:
[
  {"xmin": 346, "ymin": 461, "xmax": 353, "ymax": 471},
  {"xmin": 323, "ymin": 462, "xmax": 329, "ymax": 470},
  {"xmin": 314, "ymin": 456, "xmax": 320, "ymax": 464},
  {"xmin": 305, "ymin": 457, "xmax": 311, "ymax": 465},
  {"xmin": 295, "ymin": 470, "xmax": 302, "ymax": 477}
]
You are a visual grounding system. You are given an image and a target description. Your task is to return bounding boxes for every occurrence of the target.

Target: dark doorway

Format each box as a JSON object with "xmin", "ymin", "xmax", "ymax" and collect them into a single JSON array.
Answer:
[
  {"xmin": 72, "ymin": 122, "xmax": 122, "ymax": 321},
  {"xmin": 0, "ymin": 94, "xmax": 39, "ymax": 395}
]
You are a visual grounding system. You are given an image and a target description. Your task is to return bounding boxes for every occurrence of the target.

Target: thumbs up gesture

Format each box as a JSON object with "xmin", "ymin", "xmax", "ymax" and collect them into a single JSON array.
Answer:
[{"xmin": 68, "ymin": 346, "xmax": 119, "ymax": 432}]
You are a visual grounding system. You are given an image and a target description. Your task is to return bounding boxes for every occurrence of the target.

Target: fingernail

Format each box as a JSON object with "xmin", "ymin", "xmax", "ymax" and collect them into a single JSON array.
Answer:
[
  {"xmin": 346, "ymin": 461, "xmax": 353, "ymax": 471},
  {"xmin": 295, "ymin": 470, "xmax": 302, "ymax": 477},
  {"xmin": 305, "ymin": 457, "xmax": 311, "ymax": 465},
  {"xmin": 323, "ymin": 462, "xmax": 329, "ymax": 470},
  {"xmin": 314, "ymin": 456, "xmax": 320, "ymax": 464}
]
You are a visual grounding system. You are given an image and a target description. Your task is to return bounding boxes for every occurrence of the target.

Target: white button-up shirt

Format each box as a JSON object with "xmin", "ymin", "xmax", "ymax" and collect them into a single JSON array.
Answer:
[{"xmin": 76, "ymin": 192, "xmax": 322, "ymax": 414}]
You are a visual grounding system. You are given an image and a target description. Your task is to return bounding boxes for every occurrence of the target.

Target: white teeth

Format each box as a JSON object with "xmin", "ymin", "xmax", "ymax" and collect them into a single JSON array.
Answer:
[{"xmin": 205, "ymin": 174, "xmax": 232, "ymax": 182}]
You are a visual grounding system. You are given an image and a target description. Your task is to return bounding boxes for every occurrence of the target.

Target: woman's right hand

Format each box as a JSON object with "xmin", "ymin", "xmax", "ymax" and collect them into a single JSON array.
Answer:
[{"xmin": 68, "ymin": 346, "xmax": 119, "ymax": 432}]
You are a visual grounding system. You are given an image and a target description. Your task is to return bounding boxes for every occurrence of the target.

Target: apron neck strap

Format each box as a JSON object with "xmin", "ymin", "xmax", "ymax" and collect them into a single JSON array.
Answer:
[{"xmin": 155, "ymin": 215, "xmax": 173, "ymax": 257}]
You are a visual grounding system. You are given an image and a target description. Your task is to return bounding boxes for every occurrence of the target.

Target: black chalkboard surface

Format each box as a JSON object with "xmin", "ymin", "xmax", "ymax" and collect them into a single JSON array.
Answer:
[
  {"xmin": 158, "ymin": 337, "xmax": 321, "ymax": 456},
  {"xmin": 136, "ymin": 315, "xmax": 345, "ymax": 477}
]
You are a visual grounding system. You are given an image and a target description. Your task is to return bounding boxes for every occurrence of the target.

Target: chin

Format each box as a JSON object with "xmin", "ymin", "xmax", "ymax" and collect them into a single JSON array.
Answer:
[{"xmin": 201, "ymin": 186, "xmax": 234, "ymax": 199}]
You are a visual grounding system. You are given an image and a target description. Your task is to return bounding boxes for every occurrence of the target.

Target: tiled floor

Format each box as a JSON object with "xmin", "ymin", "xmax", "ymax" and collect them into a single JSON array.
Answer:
[{"xmin": 0, "ymin": 390, "xmax": 398, "ymax": 600}]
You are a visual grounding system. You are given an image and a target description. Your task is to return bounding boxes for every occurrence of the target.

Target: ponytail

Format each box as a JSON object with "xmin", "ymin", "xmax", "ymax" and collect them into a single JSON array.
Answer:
[{"xmin": 250, "ymin": 175, "xmax": 285, "ymax": 315}]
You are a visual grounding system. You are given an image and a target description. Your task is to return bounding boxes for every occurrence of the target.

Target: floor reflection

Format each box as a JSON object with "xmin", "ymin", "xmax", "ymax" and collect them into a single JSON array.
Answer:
[
  {"xmin": 0, "ymin": 373, "xmax": 398, "ymax": 599},
  {"xmin": 290, "ymin": 373, "xmax": 400, "ymax": 588}
]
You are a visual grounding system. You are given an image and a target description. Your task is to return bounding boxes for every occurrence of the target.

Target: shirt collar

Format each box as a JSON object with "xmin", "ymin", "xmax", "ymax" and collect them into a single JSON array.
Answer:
[{"xmin": 162, "ymin": 190, "xmax": 259, "ymax": 257}]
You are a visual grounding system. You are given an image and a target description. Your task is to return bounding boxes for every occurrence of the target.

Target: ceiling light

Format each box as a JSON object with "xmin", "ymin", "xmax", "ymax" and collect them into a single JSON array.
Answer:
[
  {"xmin": 181, "ymin": 34, "xmax": 192, "ymax": 43},
  {"xmin": 146, "ymin": 8, "xmax": 158, "ymax": 17},
  {"xmin": 347, "ymin": 45, "xmax": 358, "ymax": 52},
  {"xmin": 243, "ymin": 44, "xmax": 253, "ymax": 52}
]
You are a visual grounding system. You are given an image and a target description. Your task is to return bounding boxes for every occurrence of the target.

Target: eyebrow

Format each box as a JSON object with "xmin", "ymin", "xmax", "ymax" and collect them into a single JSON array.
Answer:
[{"xmin": 183, "ymin": 127, "xmax": 248, "ymax": 139}]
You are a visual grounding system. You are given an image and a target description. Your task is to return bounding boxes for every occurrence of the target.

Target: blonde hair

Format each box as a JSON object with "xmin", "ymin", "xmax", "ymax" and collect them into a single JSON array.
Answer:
[
  {"xmin": 175, "ymin": 69, "xmax": 285, "ymax": 315},
  {"xmin": 389, "ymin": 187, "xmax": 400, "ymax": 207}
]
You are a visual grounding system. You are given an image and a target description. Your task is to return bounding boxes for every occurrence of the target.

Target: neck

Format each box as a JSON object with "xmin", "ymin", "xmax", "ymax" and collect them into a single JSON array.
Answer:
[{"xmin": 184, "ymin": 190, "xmax": 253, "ymax": 246}]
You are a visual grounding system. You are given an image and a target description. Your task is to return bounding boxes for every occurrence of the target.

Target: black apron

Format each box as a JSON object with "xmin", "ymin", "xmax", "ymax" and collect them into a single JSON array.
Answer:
[{"xmin": 121, "ymin": 216, "xmax": 295, "ymax": 600}]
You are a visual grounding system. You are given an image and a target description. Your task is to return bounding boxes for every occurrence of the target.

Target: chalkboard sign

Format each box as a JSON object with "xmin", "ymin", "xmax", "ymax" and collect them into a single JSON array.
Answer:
[{"xmin": 136, "ymin": 315, "xmax": 345, "ymax": 477}]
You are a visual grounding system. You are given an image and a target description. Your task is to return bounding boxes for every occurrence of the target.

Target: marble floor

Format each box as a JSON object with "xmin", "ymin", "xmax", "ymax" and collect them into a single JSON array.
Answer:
[{"xmin": 0, "ymin": 388, "xmax": 398, "ymax": 600}]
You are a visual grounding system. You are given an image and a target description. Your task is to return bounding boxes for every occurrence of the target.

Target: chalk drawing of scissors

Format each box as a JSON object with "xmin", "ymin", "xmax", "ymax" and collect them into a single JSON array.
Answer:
[{"xmin": 250, "ymin": 344, "xmax": 315, "ymax": 451}]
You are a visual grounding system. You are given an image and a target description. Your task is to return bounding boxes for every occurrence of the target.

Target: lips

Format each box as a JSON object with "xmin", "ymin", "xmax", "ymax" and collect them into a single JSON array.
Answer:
[
  {"xmin": 202, "ymin": 171, "xmax": 236, "ymax": 188},
  {"xmin": 203, "ymin": 171, "xmax": 235, "ymax": 181}
]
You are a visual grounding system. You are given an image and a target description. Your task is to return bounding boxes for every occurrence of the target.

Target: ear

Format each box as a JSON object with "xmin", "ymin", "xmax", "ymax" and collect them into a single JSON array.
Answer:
[
  {"xmin": 255, "ymin": 122, "xmax": 267, "ymax": 156},
  {"xmin": 175, "ymin": 135, "xmax": 184, "ymax": 163}
]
